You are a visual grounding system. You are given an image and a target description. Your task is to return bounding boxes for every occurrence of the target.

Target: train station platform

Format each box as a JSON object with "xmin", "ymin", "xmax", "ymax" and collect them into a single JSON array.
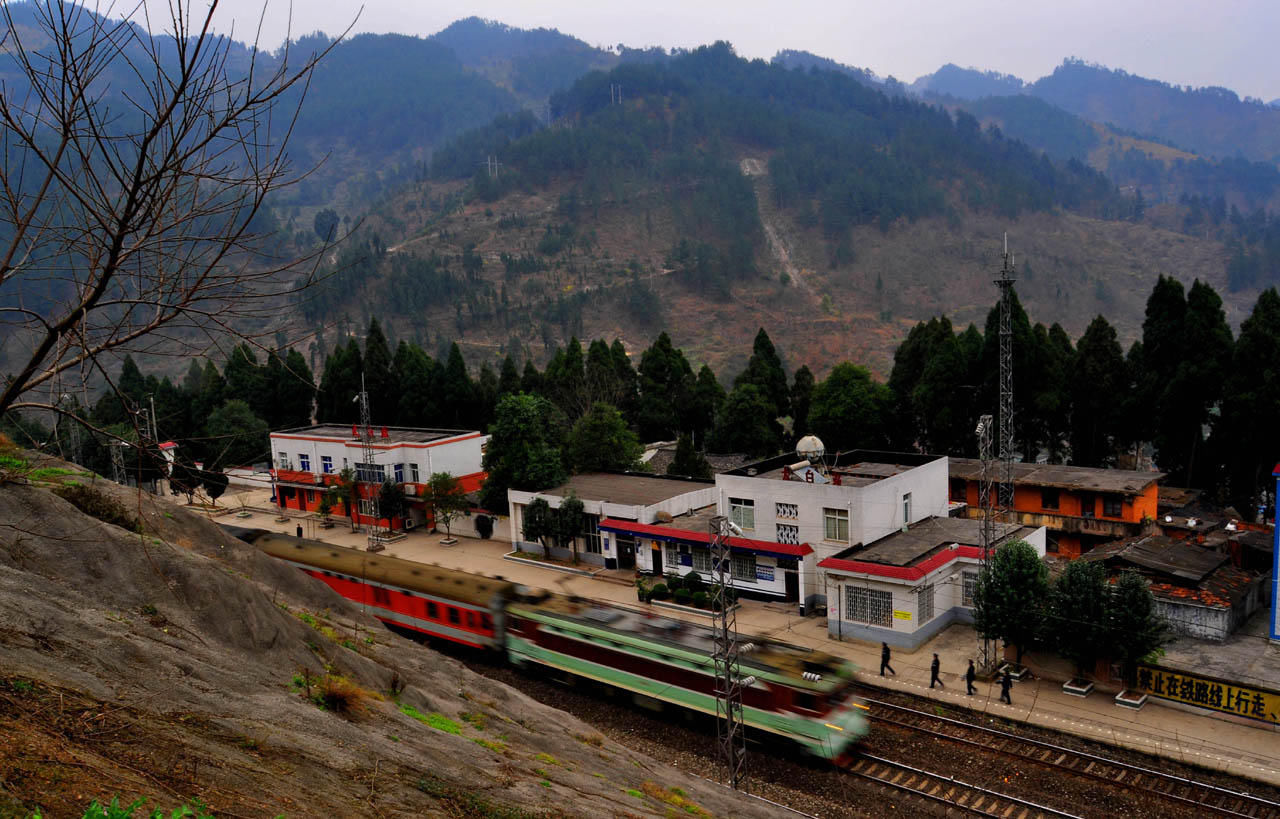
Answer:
[{"xmin": 211, "ymin": 496, "xmax": 1280, "ymax": 789}]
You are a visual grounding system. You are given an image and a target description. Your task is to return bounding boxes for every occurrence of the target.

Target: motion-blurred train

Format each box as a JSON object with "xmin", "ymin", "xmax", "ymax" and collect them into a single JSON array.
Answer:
[{"xmin": 225, "ymin": 526, "xmax": 869, "ymax": 759}]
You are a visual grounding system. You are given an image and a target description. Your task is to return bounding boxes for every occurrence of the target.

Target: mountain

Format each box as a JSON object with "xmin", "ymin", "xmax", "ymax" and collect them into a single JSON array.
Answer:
[
  {"xmin": 290, "ymin": 44, "xmax": 1255, "ymax": 379},
  {"xmin": 770, "ymin": 49, "xmax": 907, "ymax": 94},
  {"xmin": 1030, "ymin": 59, "xmax": 1280, "ymax": 165},
  {"xmin": 911, "ymin": 63, "xmax": 1025, "ymax": 99}
]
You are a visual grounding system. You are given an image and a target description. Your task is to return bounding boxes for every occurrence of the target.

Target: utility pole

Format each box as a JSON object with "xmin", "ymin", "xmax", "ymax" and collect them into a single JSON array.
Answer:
[
  {"xmin": 610, "ymin": 83, "xmax": 623, "ymax": 104},
  {"xmin": 710, "ymin": 515, "xmax": 749, "ymax": 790},
  {"xmin": 996, "ymin": 235, "xmax": 1016, "ymax": 518},
  {"xmin": 357, "ymin": 375, "xmax": 383, "ymax": 551},
  {"xmin": 976, "ymin": 414, "xmax": 995, "ymax": 673}
]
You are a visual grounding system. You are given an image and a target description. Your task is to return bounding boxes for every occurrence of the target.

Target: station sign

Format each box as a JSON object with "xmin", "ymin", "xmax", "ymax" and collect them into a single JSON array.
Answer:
[{"xmin": 1134, "ymin": 665, "xmax": 1280, "ymax": 726}]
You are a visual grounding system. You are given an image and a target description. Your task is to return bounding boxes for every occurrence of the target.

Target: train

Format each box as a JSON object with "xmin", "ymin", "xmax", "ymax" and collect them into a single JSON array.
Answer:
[{"xmin": 225, "ymin": 526, "xmax": 870, "ymax": 759}]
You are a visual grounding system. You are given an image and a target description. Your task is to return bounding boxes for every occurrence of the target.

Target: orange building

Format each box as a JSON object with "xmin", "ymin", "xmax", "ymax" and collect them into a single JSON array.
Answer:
[{"xmin": 948, "ymin": 459, "xmax": 1162, "ymax": 558}]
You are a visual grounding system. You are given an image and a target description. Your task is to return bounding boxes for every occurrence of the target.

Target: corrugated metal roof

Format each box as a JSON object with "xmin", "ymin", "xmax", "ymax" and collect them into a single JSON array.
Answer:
[
  {"xmin": 1079, "ymin": 534, "xmax": 1227, "ymax": 584},
  {"xmin": 949, "ymin": 458, "xmax": 1162, "ymax": 494}
]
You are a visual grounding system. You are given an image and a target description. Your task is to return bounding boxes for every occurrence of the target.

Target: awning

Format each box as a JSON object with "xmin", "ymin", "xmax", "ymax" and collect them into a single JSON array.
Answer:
[{"xmin": 598, "ymin": 518, "xmax": 813, "ymax": 559}]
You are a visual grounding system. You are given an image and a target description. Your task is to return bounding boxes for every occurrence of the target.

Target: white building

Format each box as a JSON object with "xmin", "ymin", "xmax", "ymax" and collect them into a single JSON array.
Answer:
[
  {"xmin": 712, "ymin": 450, "xmax": 950, "ymax": 613},
  {"xmin": 819, "ymin": 517, "xmax": 1045, "ymax": 649},
  {"xmin": 270, "ymin": 424, "xmax": 487, "ymax": 530}
]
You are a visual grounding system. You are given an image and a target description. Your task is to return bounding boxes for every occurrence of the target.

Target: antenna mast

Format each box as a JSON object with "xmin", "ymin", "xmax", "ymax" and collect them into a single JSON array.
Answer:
[
  {"xmin": 976, "ymin": 414, "xmax": 995, "ymax": 672},
  {"xmin": 358, "ymin": 375, "xmax": 383, "ymax": 552},
  {"xmin": 710, "ymin": 515, "xmax": 747, "ymax": 790},
  {"xmin": 997, "ymin": 235, "xmax": 1017, "ymax": 518}
]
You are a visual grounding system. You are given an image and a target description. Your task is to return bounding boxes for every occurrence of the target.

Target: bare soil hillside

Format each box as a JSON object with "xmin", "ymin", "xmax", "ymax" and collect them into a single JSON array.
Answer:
[{"xmin": 0, "ymin": 448, "xmax": 774, "ymax": 818}]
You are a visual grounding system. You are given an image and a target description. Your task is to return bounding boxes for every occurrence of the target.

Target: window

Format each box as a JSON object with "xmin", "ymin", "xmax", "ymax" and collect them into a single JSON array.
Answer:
[
  {"xmin": 917, "ymin": 583, "xmax": 935, "ymax": 623},
  {"xmin": 728, "ymin": 498, "xmax": 754, "ymax": 531},
  {"xmin": 466, "ymin": 611, "xmax": 476, "ymax": 628},
  {"xmin": 371, "ymin": 586, "xmax": 390, "ymax": 606},
  {"xmin": 305, "ymin": 490, "xmax": 314, "ymax": 503},
  {"xmin": 582, "ymin": 514, "xmax": 602, "ymax": 554},
  {"xmin": 356, "ymin": 462, "xmax": 386, "ymax": 483},
  {"xmin": 949, "ymin": 479, "xmax": 968, "ymax": 502},
  {"xmin": 823, "ymin": 507, "xmax": 849, "ymax": 542},
  {"xmin": 321, "ymin": 455, "xmax": 333, "ymax": 474},
  {"xmin": 664, "ymin": 544, "xmax": 681, "ymax": 571},
  {"xmin": 447, "ymin": 608, "xmax": 460, "ymax": 625},
  {"xmin": 1041, "ymin": 488, "xmax": 1060, "ymax": 510},
  {"xmin": 410, "ymin": 463, "xmax": 419, "ymax": 483},
  {"xmin": 1080, "ymin": 492, "xmax": 1096, "ymax": 518},
  {"xmin": 775, "ymin": 502, "xmax": 798, "ymax": 520},
  {"xmin": 731, "ymin": 553, "xmax": 757, "ymax": 582},
  {"xmin": 1102, "ymin": 495, "xmax": 1123, "ymax": 517},
  {"xmin": 298, "ymin": 454, "xmax": 310, "ymax": 472},
  {"xmin": 793, "ymin": 691, "xmax": 817, "ymax": 711},
  {"xmin": 427, "ymin": 602, "xmax": 439, "ymax": 619},
  {"xmin": 902, "ymin": 493, "xmax": 912, "ymax": 525},
  {"xmin": 358, "ymin": 499, "xmax": 378, "ymax": 517},
  {"xmin": 393, "ymin": 463, "xmax": 405, "ymax": 483},
  {"xmin": 277, "ymin": 451, "xmax": 290, "ymax": 469},
  {"xmin": 692, "ymin": 548, "xmax": 712, "ymax": 573},
  {"xmin": 962, "ymin": 572, "xmax": 978, "ymax": 607},
  {"xmin": 845, "ymin": 586, "xmax": 893, "ymax": 627},
  {"xmin": 776, "ymin": 523, "xmax": 799, "ymax": 545}
]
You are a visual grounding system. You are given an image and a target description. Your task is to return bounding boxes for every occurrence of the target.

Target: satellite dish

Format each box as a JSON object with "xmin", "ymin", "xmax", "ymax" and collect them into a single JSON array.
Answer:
[{"xmin": 796, "ymin": 434, "xmax": 825, "ymax": 463}]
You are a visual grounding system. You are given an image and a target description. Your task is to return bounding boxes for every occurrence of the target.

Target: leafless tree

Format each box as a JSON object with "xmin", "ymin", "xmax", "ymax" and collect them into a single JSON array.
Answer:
[{"xmin": 0, "ymin": 1, "xmax": 340, "ymax": 426}]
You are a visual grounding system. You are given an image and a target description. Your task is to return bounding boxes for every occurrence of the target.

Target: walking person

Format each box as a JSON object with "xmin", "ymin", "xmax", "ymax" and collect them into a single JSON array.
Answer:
[
  {"xmin": 296, "ymin": 524, "xmax": 303, "ymax": 539},
  {"xmin": 930, "ymin": 653, "xmax": 945, "ymax": 689},
  {"xmin": 880, "ymin": 642, "xmax": 896, "ymax": 676},
  {"xmin": 965, "ymin": 659, "xmax": 977, "ymax": 695},
  {"xmin": 1000, "ymin": 670, "xmax": 1013, "ymax": 705}
]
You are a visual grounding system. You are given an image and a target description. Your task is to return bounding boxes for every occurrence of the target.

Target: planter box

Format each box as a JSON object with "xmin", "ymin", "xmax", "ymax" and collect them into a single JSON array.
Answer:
[
  {"xmin": 1062, "ymin": 678, "xmax": 1094, "ymax": 698},
  {"xmin": 999, "ymin": 662, "xmax": 1030, "ymax": 681},
  {"xmin": 1114, "ymin": 690, "xmax": 1148, "ymax": 710},
  {"xmin": 439, "ymin": 537, "xmax": 458, "ymax": 546}
]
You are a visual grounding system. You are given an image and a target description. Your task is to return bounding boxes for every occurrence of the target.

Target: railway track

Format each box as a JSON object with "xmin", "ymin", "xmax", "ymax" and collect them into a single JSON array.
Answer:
[
  {"xmin": 863, "ymin": 696, "xmax": 1280, "ymax": 818},
  {"xmin": 840, "ymin": 752, "xmax": 1080, "ymax": 818}
]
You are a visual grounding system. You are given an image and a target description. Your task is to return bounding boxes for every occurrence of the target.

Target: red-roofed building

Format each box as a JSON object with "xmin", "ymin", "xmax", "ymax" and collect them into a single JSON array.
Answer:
[{"xmin": 817, "ymin": 517, "xmax": 1045, "ymax": 649}]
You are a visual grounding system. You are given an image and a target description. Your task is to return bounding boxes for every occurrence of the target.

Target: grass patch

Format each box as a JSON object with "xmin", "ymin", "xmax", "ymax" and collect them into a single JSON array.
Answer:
[
  {"xmin": 415, "ymin": 775, "xmax": 547, "ymax": 818},
  {"xmin": 472, "ymin": 737, "xmax": 507, "ymax": 754},
  {"xmin": 538, "ymin": 780, "xmax": 551, "ymax": 788},
  {"xmin": 533, "ymin": 752, "xmax": 562, "ymax": 767},
  {"xmin": 26, "ymin": 466, "xmax": 78, "ymax": 482},
  {"xmin": 399, "ymin": 704, "xmax": 463, "ymax": 735},
  {"xmin": 639, "ymin": 781, "xmax": 708, "ymax": 817},
  {"xmin": 80, "ymin": 795, "xmax": 213, "ymax": 818},
  {"xmin": 51, "ymin": 484, "xmax": 141, "ymax": 533},
  {"xmin": 573, "ymin": 732, "xmax": 605, "ymax": 748},
  {"xmin": 624, "ymin": 789, "xmax": 644, "ymax": 799},
  {"xmin": 460, "ymin": 710, "xmax": 487, "ymax": 730},
  {"xmin": 291, "ymin": 672, "xmax": 373, "ymax": 713}
]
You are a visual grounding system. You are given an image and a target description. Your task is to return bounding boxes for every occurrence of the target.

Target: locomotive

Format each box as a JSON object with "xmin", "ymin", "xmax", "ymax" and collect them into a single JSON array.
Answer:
[{"xmin": 228, "ymin": 526, "xmax": 869, "ymax": 759}]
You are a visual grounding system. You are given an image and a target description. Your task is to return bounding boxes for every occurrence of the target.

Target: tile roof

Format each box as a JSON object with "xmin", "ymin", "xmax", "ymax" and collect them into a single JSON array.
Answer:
[{"xmin": 949, "ymin": 458, "xmax": 1162, "ymax": 494}]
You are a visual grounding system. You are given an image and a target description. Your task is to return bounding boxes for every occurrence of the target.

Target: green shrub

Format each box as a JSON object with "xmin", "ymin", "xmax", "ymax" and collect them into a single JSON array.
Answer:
[
  {"xmin": 691, "ymin": 591, "xmax": 709, "ymax": 609},
  {"xmin": 52, "ymin": 484, "xmax": 141, "ymax": 533},
  {"xmin": 673, "ymin": 588, "xmax": 692, "ymax": 606},
  {"xmin": 665, "ymin": 573, "xmax": 683, "ymax": 592},
  {"xmin": 649, "ymin": 583, "xmax": 670, "ymax": 601},
  {"xmin": 682, "ymin": 571, "xmax": 704, "ymax": 593}
]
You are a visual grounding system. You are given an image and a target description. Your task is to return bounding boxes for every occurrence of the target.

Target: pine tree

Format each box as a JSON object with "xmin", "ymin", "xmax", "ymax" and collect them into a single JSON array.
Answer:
[
  {"xmin": 1069, "ymin": 316, "xmax": 1125, "ymax": 466},
  {"xmin": 1219, "ymin": 288, "xmax": 1280, "ymax": 518},
  {"xmin": 316, "ymin": 340, "xmax": 363, "ymax": 424},
  {"xmin": 667, "ymin": 433, "xmax": 713, "ymax": 479},
  {"xmin": 808, "ymin": 363, "xmax": 892, "ymax": 452},
  {"xmin": 790, "ymin": 365, "xmax": 815, "ymax": 439},
  {"xmin": 393, "ymin": 342, "xmax": 439, "ymax": 427},
  {"xmin": 441, "ymin": 343, "xmax": 474, "ymax": 428},
  {"xmin": 362, "ymin": 318, "xmax": 395, "ymax": 417},
  {"xmin": 498, "ymin": 355, "xmax": 521, "ymax": 397},
  {"xmin": 566, "ymin": 402, "xmax": 642, "ymax": 473},
  {"xmin": 734, "ymin": 328, "xmax": 790, "ymax": 418},
  {"xmin": 636, "ymin": 332, "xmax": 694, "ymax": 441}
]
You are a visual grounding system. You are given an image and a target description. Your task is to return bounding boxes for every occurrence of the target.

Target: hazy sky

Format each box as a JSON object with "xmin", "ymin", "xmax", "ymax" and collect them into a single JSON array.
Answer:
[{"xmin": 160, "ymin": 1, "xmax": 1280, "ymax": 100}]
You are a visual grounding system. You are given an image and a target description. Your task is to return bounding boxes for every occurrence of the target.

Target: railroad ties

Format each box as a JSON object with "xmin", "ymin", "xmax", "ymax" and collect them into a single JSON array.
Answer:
[
  {"xmin": 841, "ymin": 752, "xmax": 1079, "ymax": 818},
  {"xmin": 862, "ymin": 697, "xmax": 1280, "ymax": 819}
]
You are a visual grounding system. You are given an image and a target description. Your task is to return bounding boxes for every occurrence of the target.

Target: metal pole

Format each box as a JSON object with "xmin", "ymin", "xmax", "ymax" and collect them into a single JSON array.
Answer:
[
  {"xmin": 709, "ymin": 514, "xmax": 746, "ymax": 789},
  {"xmin": 358, "ymin": 375, "xmax": 382, "ymax": 550},
  {"xmin": 976, "ymin": 414, "xmax": 994, "ymax": 673},
  {"xmin": 996, "ymin": 236, "xmax": 1016, "ymax": 519}
]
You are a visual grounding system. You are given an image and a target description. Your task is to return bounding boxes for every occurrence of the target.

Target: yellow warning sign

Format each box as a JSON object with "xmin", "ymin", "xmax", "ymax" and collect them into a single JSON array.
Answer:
[{"xmin": 1134, "ymin": 665, "xmax": 1280, "ymax": 725}]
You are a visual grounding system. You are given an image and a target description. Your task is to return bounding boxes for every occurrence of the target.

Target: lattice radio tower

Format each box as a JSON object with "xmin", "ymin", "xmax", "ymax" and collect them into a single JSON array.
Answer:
[
  {"xmin": 996, "ymin": 234, "xmax": 1017, "ymax": 515},
  {"xmin": 975, "ymin": 413, "xmax": 995, "ymax": 672},
  {"xmin": 357, "ymin": 375, "xmax": 383, "ymax": 551},
  {"xmin": 709, "ymin": 515, "xmax": 749, "ymax": 790}
]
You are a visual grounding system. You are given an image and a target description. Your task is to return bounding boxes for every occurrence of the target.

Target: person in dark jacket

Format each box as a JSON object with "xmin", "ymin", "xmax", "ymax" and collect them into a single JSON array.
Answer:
[
  {"xmin": 296, "ymin": 524, "xmax": 303, "ymax": 538},
  {"xmin": 1000, "ymin": 670, "xmax": 1013, "ymax": 705},
  {"xmin": 965, "ymin": 659, "xmax": 977, "ymax": 695},
  {"xmin": 930, "ymin": 653, "xmax": 945, "ymax": 688},
  {"xmin": 880, "ymin": 642, "xmax": 896, "ymax": 676}
]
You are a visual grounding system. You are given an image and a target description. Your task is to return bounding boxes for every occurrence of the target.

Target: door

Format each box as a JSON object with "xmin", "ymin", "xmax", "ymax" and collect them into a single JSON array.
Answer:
[
  {"xmin": 617, "ymin": 535, "xmax": 636, "ymax": 570},
  {"xmin": 651, "ymin": 541, "xmax": 664, "ymax": 576}
]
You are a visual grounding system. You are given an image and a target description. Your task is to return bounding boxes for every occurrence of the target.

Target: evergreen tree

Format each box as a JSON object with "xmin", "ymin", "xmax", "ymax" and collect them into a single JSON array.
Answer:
[
  {"xmin": 522, "ymin": 496, "xmax": 555, "ymax": 558},
  {"xmin": 610, "ymin": 339, "xmax": 639, "ymax": 423},
  {"xmin": 790, "ymin": 365, "xmax": 815, "ymax": 439},
  {"xmin": 480, "ymin": 393, "xmax": 568, "ymax": 511},
  {"xmin": 223, "ymin": 344, "xmax": 265, "ymax": 415},
  {"xmin": 520, "ymin": 359, "xmax": 544, "ymax": 396},
  {"xmin": 1069, "ymin": 316, "xmax": 1125, "ymax": 466},
  {"xmin": 1049, "ymin": 560, "xmax": 1109, "ymax": 678},
  {"xmin": 1166, "ymin": 280, "xmax": 1233, "ymax": 487},
  {"xmin": 362, "ymin": 319, "xmax": 395, "ymax": 415},
  {"xmin": 685, "ymin": 364, "xmax": 725, "ymax": 445},
  {"xmin": 316, "ymin": 340, "xmax": 363, "ymax": 424},
  {"xmin": 1105, "ymin": 571, "xmax": 1171, "ymax": 689},
  {"xmin": 278, "ymin": 349, "xmax": 317, "ymax": 429},
  {"xmin": 393, "ymin": 342, "xmax": 439, "ymax": 426},
  {"xmin": 566, "ymin": 402, "xmax": 642, "ymax": 473},
  {"xmin": 150, "ymin": 376, "xmax": 189, "ymax": 443},
  {"xmin": 498, "ymin": 355, "xmax": 521, "ymax": 397},
  {"xmin": 636, "ymin": 332, "xmax": 694, "ymax": 440},
  {"xmin": 1041, "ymin": 324, "xmax": 1075, "ymax": 463},
  {"xmin": 182, "ymin": 360, "xmax": 204, "ymax": 396},
  {"xmin": 1218, "ymin": 288, "xmax": 1280, "ymax": 518},
  {"xmin": 910, "ymin": 318, "xmax": 973, "ymax": 454},
  {"xmin": 545, "ymin": 337, "xmax": 588, "ymax": 418},
  {"xmin": 1140, "ymin": 275, "xmax": 1190, "ymax": 479},
  {"xmin": 476, "ymin": 362, "xmax": 500, "ymax": 429},
  {"xmin": 973, "ymin": 539, "xmax": 1047, "ymax": 666},
  {"xmin": 808, "ymin": 363, "xmax": 892, "ymax": 452},
  {"xmin": 710, "ymin": 383, "xmax": 782, "ymax": 456},
  {"xmin": 189, "ymin": 361, "xmax": 226, "ymax": 448},
  {"xmin": 203, "ymin": 399, "xmax": 270, "ymax": 470},
  {"xmin": 441, "ymin": 343, "xmax": 474, "ymax": 428},
  {"xmin": 734, "ymin": 328, "xmax": 790, "ymax": 418},
  {"xmin": 667, "ymin": 433, "xmax": 713, "ymax": 479}
]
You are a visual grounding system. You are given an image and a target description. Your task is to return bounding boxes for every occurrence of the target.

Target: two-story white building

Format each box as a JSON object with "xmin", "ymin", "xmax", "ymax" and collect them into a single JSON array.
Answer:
[
  {"xmin": 270, "ymin": 424, "xmax": 487, "ymax": 531},
  {"xmin": 712, "ymin": 450, "xmax": 950, "ymax": 613}
]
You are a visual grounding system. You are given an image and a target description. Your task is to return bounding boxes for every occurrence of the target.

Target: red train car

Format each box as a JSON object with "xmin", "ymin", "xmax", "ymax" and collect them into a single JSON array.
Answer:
[{"xmin": 239, "ymin": 529, "xmax": 515, "ymax": 649}]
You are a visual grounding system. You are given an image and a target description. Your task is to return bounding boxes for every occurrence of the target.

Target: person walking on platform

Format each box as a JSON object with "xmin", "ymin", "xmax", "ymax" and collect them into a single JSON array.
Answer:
[
  {"xmin": 965, "ymin": 659, "xmax": 977, "ymax": 695},
  {"xmin": 999, "ymin": 670, "xmax": 1013, "ymax": 705},
  {"xmin": 296, "ymin": 524, "xmax": 303, "ymax": 539},
  {"xmin": 880, "ymin": 642, "xmax": 896, "ymax": 676},
  {"xmin": 930, "ymin": 653, "xmax": 945, "ymax": 689}
]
